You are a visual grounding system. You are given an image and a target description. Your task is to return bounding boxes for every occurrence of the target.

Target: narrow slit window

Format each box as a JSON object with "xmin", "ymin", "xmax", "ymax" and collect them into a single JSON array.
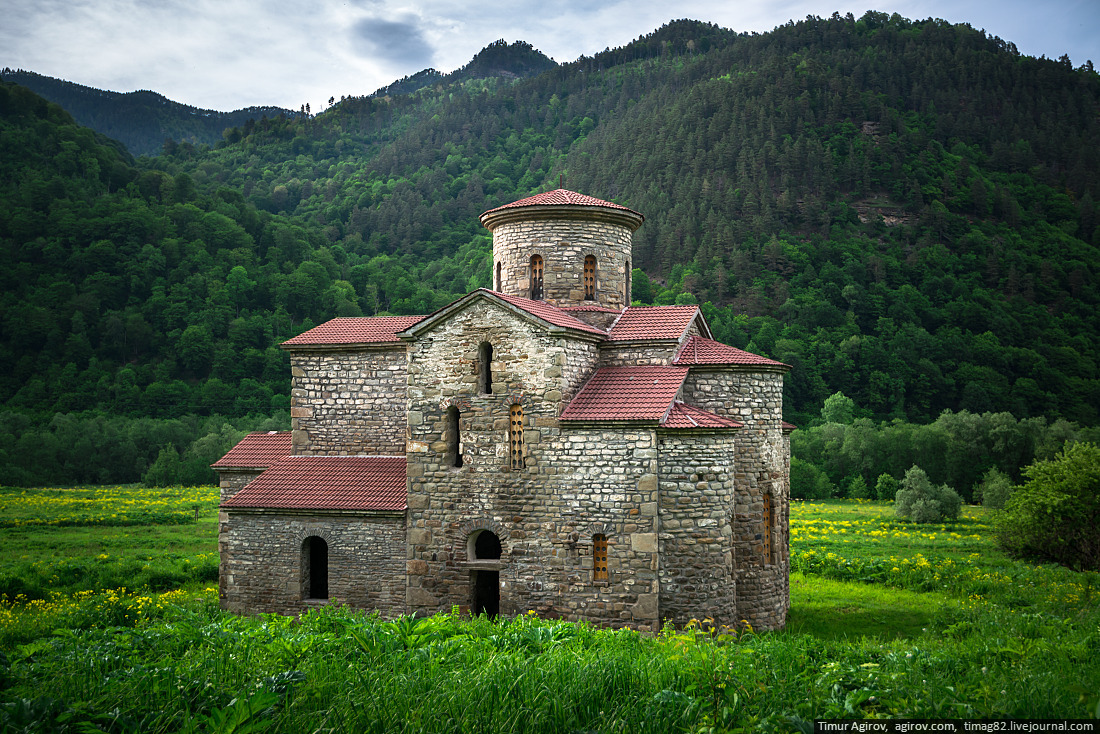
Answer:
[
  {"xmin": 478, "ymin": 342, "xmax": 493, "ymax": 394},
  {"xmin": 530, "ymin": 255, "xmax": 544, "ymax": 300},
  {"xmin": 584, "ymin": 255, "xmax": 596, "ymax": 300},
  {"xmin": 625, "ymin": 259, "xmax": 631, "ymax": 305},
  {"xmin": 762, "ymin": 493, "xmax": 773, "ymax": 564},
  {"xmin": 509, "ymin": 404, "xmax": 524, "ymax": 470},
  {"xmin": 495, "ymin": 261, "xmax": 501, "ymax": 291},
  {"xmin": 593, "ymin": 534, "xmax": 608, "ymax": 581},
  {"xmin": 446, "ymin": 406, "xmax": 463, "ymax": 468}
]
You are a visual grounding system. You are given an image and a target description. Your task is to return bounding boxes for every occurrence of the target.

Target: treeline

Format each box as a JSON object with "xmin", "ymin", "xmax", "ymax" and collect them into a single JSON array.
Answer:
[
  {"xmin": 790, "ymin": 406, "xmax": 1100, "ymax": 501},
  {"xmin": 1, "ymin": 12, "xmax": 1098, "ymax": 448},
  {"xmin": 0, "ymin": 410, "xmax": 288, "ymax": 487}
]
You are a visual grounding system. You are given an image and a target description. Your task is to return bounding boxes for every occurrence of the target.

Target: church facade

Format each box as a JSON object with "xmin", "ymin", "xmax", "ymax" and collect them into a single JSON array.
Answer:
[{"xmin": 214, "ymin": 189, "xmax": 792, "ymax": 631}]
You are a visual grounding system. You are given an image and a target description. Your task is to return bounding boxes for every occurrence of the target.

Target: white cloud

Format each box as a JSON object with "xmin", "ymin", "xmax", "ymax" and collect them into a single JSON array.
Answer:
[{"xmin": 2, "ymin": 0, "xmax": 1096, "ymax": 111}]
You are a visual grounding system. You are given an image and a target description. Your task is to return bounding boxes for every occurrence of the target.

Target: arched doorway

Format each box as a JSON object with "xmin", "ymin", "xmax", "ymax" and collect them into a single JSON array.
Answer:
[
  {"xmin": 301, "ymin": 536, "xmax": 328, "ymax": 600},
  {"xmin": 468, "ymin": 530, "xmax": 501, "ymax": 617}
]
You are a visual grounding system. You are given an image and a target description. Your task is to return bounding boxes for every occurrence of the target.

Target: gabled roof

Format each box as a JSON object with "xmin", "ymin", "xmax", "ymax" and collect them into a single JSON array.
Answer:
[
  {"xmin": 211, "ymin": 432, "xmax": 292, "ymax": 470},
  {"xmin": 560, "ymin": 366, "xmax": 690, "ymax": 422},
  {"xmin": 221, "ymin": 456, "xmax": 407, "ymax": 511},
  {"xmin": 481, "ymin": 189, "xmax": 639, "ymax": 215},
  {"xmin": 661, "ymin": 402, "xmax": 743, "ymax": 429},
  {"xmin": 673, "ymin": 335, "xmax": 790, "ymax": 369},
  {"xmin": 605, "ymin": 305, "xmax": 710, "ymax": 342},
  {"xmin": 559, "ymin": 304, "xmax": 622, "ymax": 314},
  {"xmin": 281, "ymin": 316, "xmax": 425, "ymax": 348},
  {"xmin": 401, "ymin": 289, "xmax": 606, "ymax": 338}
]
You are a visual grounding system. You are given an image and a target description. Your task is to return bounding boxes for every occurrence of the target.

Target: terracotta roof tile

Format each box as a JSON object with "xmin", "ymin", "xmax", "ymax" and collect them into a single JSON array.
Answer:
[
  {"xmin": 606, "ymin": 305, "xmax": 702, "ymax": 342},
  {"xmin": 482, "ymin": 188, "xmax": 640, "ymax": 216},
  {"xmin": 661, "ymin": 402, "xmax": 743, "ymax": 429},
  {"xmin": 782, "ymin": 421, "xmax": 798, "ymax": 432},
  {"xmin": 222, "ymin": 456, "xmax": 407, "ymax": 511},
  {"xmin": 488, "ymin": 290, "xmax": 608, "ymax": 336},
  {"xmin": 672, "ymin": 335, "xmax": 790, "ymax": 369},
  {"xmin": 211, "ymin": 432, "xmax": 292, "ymax": 470},
  {"xmin": 560, "ymin": 366, "xmax": 689, "ymax": 421},
  {"xmin": 281, "ymin": 316, "xmax": 425, "ymax": 347},
  {"xmin": 559, "ymin": 304, "xmax": 622, "ymax": 314}
]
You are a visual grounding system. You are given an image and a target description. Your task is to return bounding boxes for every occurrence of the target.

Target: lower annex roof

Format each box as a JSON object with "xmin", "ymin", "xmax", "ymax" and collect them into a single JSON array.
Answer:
[{"xmin": 222, "ymin": 456, "xmax": 407, "ymax": 511}]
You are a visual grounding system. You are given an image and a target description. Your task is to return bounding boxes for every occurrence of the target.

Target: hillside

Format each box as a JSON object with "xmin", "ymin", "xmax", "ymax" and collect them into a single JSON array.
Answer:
[
  {"xmin": 0, "ymin": 68, "xmax": 293, "ymax": 157},
  {"xmin": 1, "ymin": 14, "xmax": 1098, "ymax": 485}
]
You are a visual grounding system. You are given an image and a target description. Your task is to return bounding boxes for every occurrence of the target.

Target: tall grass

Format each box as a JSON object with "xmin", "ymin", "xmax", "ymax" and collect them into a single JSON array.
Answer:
[{"xmin": 1, "ymin": 496, "xmax": 1098, "ymax": 731}]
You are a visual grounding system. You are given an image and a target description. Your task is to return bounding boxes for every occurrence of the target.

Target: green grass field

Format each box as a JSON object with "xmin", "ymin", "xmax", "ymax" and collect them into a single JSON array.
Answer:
[{"xmin": 1, "ymin": 489, "xmax": 1098, "ymax": 732}]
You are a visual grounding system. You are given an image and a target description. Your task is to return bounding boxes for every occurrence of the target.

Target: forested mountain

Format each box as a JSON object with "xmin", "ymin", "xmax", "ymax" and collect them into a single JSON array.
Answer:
[
  {"xmin": 0, "ymin": 69, "xmax": 292, "ymax": 157},
  {"xmin": 372, "ymin": 40, "xmax": 558, "ymax": 97},
  {"xmin": 1, "ymin": 14, "xmax": 1098, "ymax": 485}
]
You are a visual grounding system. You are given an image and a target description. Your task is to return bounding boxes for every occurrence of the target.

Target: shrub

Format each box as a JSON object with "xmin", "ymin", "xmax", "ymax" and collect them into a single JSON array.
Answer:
[
  {"xmin": 846, "ymin": 475, "xmax": 872, "ymax": 499},
  {"xmin": 995, "ymin": 442, "xmax": 1100, "ymax": 570},
  {"xmin": 895, "ymin": 465, "xmax": 962, "ymax": 522},
  {"xmin": 979, "ymin": 467, "xmax": 1014, "ymax": 509},
  {"xmin": 791, "ymin": 457, "xmax": 835, "ymax": 499},
  {"xmin": 875, "ymin": 473, "xmax": 899, "ymax": 501}
]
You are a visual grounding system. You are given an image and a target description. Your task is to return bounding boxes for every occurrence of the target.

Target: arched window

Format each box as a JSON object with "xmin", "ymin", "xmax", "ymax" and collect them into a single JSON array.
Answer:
[
  {"xmin": 593, "ymin": 534, "xmax": 608, "ymax": 581},
  {"xmin": 301, "ymin": 536, "xmax": 328, "ymax": 600},
  {"xmin": 478, "ymin": 342, "xmax": 493, "ymax": 394},
  {"xmin": 495, "ymin": 261, "xmax": 501, "ymax": 291},
  {"xmin": 762, "ymin": 493, "xmax": 773, "ymax": 565},
  {"xmin": 469, "ymin": 530, "xmax": 502, "ymax": 560},
  {"xmin": 446, "ymin": 406, "xmax": 463, "ymax": 468},
  {"xmin": 529, "ymin": 255, "xmax": 544, "ymax": 300},
  {"xmin": 509, "ymin": 404, "xmax": 524, "ymax": 469},
  {"xmin": 583, "ymin": 255, "xmax": 596, "ymax": 300}
]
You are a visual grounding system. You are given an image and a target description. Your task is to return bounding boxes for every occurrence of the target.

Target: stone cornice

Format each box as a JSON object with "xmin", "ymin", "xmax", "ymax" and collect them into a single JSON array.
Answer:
[{"xmin": 480, "ymin": 204, "xmax": 644, "ymax": 233}]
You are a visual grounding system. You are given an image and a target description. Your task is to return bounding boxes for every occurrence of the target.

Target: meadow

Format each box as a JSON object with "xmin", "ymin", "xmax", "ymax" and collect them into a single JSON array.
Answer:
[{"xmin": 1, "ymin": 488, "xmax": 1098, "ymax": 732}]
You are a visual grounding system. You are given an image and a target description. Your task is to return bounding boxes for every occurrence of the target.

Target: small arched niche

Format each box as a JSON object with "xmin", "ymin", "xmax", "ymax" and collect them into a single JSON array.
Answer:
[{"xmin": 529, "ymin": 254, "xmax": 544, "ymax": 299}]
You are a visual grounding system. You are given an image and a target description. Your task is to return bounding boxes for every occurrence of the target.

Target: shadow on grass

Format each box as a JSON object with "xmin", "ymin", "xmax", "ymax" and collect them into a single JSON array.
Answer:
[{"xmin": 784, "ymin": 572, "xmax": 951, "ymax": 640}]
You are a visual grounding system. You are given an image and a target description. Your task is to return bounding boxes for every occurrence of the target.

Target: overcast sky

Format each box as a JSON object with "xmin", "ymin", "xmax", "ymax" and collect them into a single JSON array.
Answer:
[{"xmin": 3, "ymin": 0, "xmax": 1098, "ymax": 112}]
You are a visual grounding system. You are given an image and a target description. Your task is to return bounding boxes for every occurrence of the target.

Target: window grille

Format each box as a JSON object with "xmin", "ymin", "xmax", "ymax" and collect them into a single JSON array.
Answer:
[
  {"xmin": 509, "ymin": 404, "xmax": 524, "ymax": 469},
  {"xmin": 584, "ymin": 255, "xmax": 596, "ymax": 300},
  {"xmin": 762, "ymin": 493, "xmax": 773, "ymax": 564},
  {"xmin": 593, "ymin": 534, "xmax": 608, "ymax": 581}
]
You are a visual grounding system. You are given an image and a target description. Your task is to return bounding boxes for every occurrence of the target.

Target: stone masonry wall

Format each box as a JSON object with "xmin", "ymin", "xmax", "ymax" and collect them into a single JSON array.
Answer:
[
  {"xmin": 681, "ymin": 367, "xmax": 790, "ymax": 630},
  {"xmin": 656, "ymin": 430, "xmax": 739, "ymax": 627},
  {"xmin": 492, "ymin": 217, "xmax": 633, "ymax": 310},
  {"xmin": 220, "ymin": 510, "xmax": 406, "ymax": 616},
  {"xmin": 217, "ymin": 470, "xmax": 262, "ymax": 504},
  {"xmin": 404, "ymin": 300, "xmax": 659, "ymax": 629},
  {"xmin": 289, "ymin": 346, "xmax": 407, "ymax": 456}
]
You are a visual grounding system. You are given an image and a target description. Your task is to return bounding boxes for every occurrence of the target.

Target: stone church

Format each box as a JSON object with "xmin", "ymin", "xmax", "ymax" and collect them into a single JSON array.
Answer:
[{"xmin": 213, "ymin": 189, "xmax": 792, "ymax": 631}]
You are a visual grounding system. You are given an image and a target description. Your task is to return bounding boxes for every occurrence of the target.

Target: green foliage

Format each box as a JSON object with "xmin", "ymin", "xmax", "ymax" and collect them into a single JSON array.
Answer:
[
  {"xmin": 791, "ymin": 456, "xmax": 834, "ymax": 499},
  {"xmin": 996, "ymin": 442, "xmax": 1100, "ymax": 570},
  {"xmin": 895, "ymin": 465, "xmax": 962, "ymax": 522},
  {"xmin": 821, "ymin": 392, "xmax": 856, "ymax": 424},
  {"xmin": 846, "ymin": 474, "xmax": 872, "ymax": 499},
  {"xmin": 791, "ymin": 410, "xmax": 1089, "ymax": 501},
  {"xmin": 978, "ymin": 467, "xmax": 1014, "ymax": 509},
  {"xmin": 874, "ymin": 473, "xmax": 899, "ymax": 501}
]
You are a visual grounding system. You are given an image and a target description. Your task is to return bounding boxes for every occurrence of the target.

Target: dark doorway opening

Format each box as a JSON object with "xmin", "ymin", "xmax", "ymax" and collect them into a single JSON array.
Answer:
[
  {"xmin": 302, "ymin": 536, "xmax": 328, "ymax": 599},
  {"xmin": 472, "ymin": 570, "xmax": 499, "ymax": 617}
]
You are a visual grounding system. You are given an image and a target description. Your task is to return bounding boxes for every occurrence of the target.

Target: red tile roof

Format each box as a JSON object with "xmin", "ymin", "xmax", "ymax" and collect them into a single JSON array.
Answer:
[
  {"xmin": 672, "ymin": 336, "xmax": 790, "ymax": 369},
  {"xmin": 559, "ymin": 304, "xmax": 622, "ymax": 314},
  {"xmin": 222, "ymin": 456, "xmax": 407, "ymax": 511},
  {"xmin": 211, "ymin": 432, "xmax": 292, "ymax": 470},
  {"xmin": 482, "ymin": 188, "xmax": 640, "ymax": 216},
  {"xmin": 489, "ymin": 290, "xmax": 609, "ymax": 336},
  {"xmin": 606, "ymin": 305, "xmax": 704, "ymax": 342},
  {"xmin": 661, "ymin": 402, "xmax": 743, "ymax": 429},
  {"xmin": 782, "ymin": 421, "xmax": 798, "ymax": 432},
  {"xmin": 560, "ymin": 366, "xmax": 689, "ymax": 422},
  {"xmin": 281, "ymin": 316, "xmax": 425, "ymax": 347}
]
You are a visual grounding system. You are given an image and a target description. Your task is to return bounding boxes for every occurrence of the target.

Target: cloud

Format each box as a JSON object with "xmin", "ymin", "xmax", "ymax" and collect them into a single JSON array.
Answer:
[{"xmin": 349, "ymin": 16, "xmax": 436, "ymax": 69}]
